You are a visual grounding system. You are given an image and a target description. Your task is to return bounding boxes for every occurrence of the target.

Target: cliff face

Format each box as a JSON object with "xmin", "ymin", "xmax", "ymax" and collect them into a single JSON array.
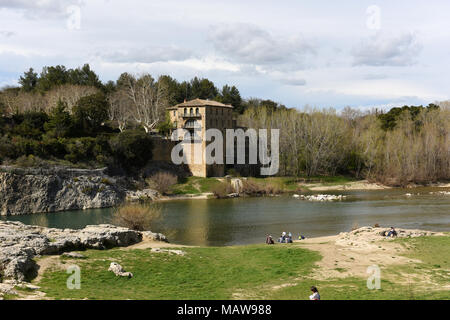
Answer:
[{"xmin": 0, "ymin": 167, "xmax": 125, "ymax": 216}]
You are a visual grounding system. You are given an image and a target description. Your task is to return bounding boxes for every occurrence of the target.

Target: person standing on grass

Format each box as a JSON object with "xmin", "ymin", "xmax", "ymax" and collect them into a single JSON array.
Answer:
[{"xmin": 309, "ymin": 286, "xmax": 320, "ymax": 300}]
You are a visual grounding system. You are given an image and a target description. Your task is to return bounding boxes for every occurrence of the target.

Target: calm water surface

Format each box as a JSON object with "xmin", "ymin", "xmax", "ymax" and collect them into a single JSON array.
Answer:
[{"xmin": 2, "ymin": 188, "xmax": 450, "ymax": 246}]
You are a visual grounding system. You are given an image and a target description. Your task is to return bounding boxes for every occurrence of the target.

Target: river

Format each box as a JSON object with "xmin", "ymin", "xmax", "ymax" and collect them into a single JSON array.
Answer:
[{"xmin": 2, "ymin": 188, "xmax": 449, "ymax": 246}]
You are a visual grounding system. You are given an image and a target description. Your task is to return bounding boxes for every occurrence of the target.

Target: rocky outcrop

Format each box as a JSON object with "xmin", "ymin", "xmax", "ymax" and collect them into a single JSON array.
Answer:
[
  {"xmin": 125, "ymin": 189, "xmax": 160, "ymax": 202},
  {"xmin": 0, "ymin": 166, "xmax": 126, "ymax": 215},
  {"xmin": 0, "ymin": 221, "xmax": 143, "ymax": 281},
  {"xmin": 295, "ymin": 194, "xmax": 347, "ymax": 201},
  {"xmin": 142, "ymin": 231, "xmax": 169, "ymax": 242},
  {"xmin": 335, "ymin": 226, "xmax": 442, "ymax": 250},
  {"xmin": 108, "ymin": 262, "xmax": 133, "ymax": 278}
]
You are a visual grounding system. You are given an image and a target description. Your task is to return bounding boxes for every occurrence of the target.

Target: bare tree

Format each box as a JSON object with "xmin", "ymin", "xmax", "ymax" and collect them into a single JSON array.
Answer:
[
  {"xmin": 45, "ymin": 84, "xmax": 99, "ymax": 113},
  {"xmin": 120, "ymin": 73, "xmax": 169, "ymax": 133},
  {"xmin": 108, "ymin": 89, "xmax": 131, "ymax": 132}
]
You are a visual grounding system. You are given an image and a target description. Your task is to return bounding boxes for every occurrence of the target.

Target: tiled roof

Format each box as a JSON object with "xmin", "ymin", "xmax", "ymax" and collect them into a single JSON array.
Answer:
[{"xmin": 167, "ymin": 98, "xmax": 233, "ymax": 109}]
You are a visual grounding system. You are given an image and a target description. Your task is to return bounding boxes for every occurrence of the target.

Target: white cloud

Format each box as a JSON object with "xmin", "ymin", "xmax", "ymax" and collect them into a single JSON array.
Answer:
[
  {"xmin": 352, "ymin": 32, "xmax": 422, "ymax": 67},
  {"xmin": 209, "ymin": 23, "xmax": 315, "ymax": 69},
  {"xmin": 100, "ymin": 46, "xmax": 194, "ymax": 64},
  {"xmin": 0, "ymin": 30, "xmax": 15, "ymax": 37},
  {"xmin": 0, "ymin": 0, "xmax": 449, "ymax": 109},
  {"xmin": 0, "ymin": 0, "xmax": 82, "ymax": 18}
]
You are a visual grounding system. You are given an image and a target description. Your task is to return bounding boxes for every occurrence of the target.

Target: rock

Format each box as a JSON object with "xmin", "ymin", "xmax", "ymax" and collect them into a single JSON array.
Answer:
[
  {"xmin": 299, "ymin": 194, "xmax": 346, "ymax": 201},
  {"xmin": 16, "ymin": 283, "xmax": 40, "ymax": 290},
  {"xmin": 336, "ymin": 226, "xmax": 442, "ymax": 250},
  {"xmin": 62, "ymin": 252, "xmax": 86, "ymax": 259},
  {"xmin": 0, "ymin": 221, "xmax": 143, "ymax": 281},
  {"xmin": 151, "ymin": 248, "xmax": 186, "ymax": 256},
  {"xmin": 0, "ymin": 167, "xmax": 125, "ymax": 216},
  {"xmin": 142, "ymin": 231, "xmax": 169, "ymax": 243},
  {"xmin": 125, "ymin": 189, "xmax": 159, "ymax": 202},
  {"xmin": 0, "ymin": 283, "xmax": 18, "ymax": 296},
  {"xmin": 108, "ymin": 262, "xmax": 133, "ymax": 278},
  {"xmin": 293, "ymin": 194, "xmax": 300, "ymax": 198},
  {"xmin": 227, "ymin": 193, "xmax": 239, "ymax": 198}
]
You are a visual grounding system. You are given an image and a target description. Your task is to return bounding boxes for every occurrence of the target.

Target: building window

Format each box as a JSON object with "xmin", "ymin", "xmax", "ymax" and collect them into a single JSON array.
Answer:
[
  {"xmin": 190, "ymin": 108, "xmax": 193, "ymax": 116},
  {"xmin": 184, "ymin": 119, "xmax": 200, "ymax": 129},
  {"xmin": 184, "ymin": 108, "xmax": 187, "ymax": 116},
  {"xmin": 196, "ymin": 108, "xmax": 199, "ymax": 115}
]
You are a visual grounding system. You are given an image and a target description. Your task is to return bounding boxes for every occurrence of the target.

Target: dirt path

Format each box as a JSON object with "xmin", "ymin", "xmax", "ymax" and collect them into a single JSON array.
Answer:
[
  {"xmin": 302, "ymin": 180, "xmax": 390, "ymax": 191},
  {"xmin": 122, "ymin": 238, "xmax": 197, "ymax": 250},
  {"xmin": 294, "ymin": 235, "xmax": 418, "ymax": 280}
]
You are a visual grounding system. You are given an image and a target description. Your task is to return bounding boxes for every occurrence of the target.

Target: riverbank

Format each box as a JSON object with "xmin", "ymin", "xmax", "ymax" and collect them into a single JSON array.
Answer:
[
  {"xmin": 1, "ymin": 225, "xmax": 448, "ymax": 300},
  {"xmin": 1, "ymin": 164, "xmax": 449, "ymax": 216}
]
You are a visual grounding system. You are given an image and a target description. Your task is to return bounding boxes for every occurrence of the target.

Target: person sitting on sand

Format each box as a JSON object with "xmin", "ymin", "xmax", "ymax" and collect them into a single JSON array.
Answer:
[
  {"xmin": 279, "ymin": 232, "xmax": 287, "ymax": 243},
  {"xmin": 286, "ymin": 232, "xmax": 293, "ymax": 243},
  {"xmin": 266, "ymin": 235, "xmax": 274, "ymax": 245},
  {"xmin": 386, "ymin": 227, "xmax": 398, "ymax": 238},
  {"xmin": 309, "ymin": 286, "xmax": 320, "ymax": 300},
  {"xmin": 298, "ymin": 234, "xmax": 305, "ymax": 240}
]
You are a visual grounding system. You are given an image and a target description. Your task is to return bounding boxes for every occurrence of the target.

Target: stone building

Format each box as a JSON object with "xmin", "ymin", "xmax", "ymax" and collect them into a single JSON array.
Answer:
[{"xmin": 167, "ymin": 98, "xmax": 235, "ymax": 177}]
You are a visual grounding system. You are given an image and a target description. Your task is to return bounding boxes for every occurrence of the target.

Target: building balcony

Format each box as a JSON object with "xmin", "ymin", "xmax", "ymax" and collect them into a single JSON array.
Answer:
[
  {"xmin": 182, "ymin": 113, "xmax": 201, "ymax": 118},
  {"xmin": 184, "ymin": 123, "xmax": 202, "ymax": 129}
]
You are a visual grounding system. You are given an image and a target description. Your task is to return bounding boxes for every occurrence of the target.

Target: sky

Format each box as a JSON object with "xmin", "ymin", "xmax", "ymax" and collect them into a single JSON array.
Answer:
[{"xmin": 0, "ymin": 0, "xmax": 449, "ymax": 110}]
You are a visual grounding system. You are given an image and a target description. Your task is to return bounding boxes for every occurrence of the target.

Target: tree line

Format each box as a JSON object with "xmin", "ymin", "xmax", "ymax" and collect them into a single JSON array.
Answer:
[
  {"xmin": 239, "ymin": 103, "xmax": 449, "ymax": 186},
  {"xmin": 0, "ymin": 64, "xmax": 449, "ymax": 185}
]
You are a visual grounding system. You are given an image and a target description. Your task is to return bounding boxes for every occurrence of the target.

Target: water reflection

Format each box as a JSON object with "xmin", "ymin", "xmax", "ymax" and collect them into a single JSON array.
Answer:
[{"xmin": 2, "ymin": 188, "xmax": 449, "ymax": 246}]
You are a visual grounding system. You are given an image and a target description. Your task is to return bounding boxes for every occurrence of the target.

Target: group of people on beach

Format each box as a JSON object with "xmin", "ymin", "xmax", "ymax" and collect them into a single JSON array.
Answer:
[
  {"xmin": 278, "ymin": 232, "xmax": 293, "ymax": 243},
  {"xmin": 265, "ymin": 232, "xmax": 306, "ymax": 244}
]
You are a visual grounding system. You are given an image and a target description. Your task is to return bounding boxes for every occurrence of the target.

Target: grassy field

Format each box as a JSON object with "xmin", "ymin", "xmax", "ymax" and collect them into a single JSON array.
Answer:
[
  {"xmin": 263, "ymin": 235, "xmax": 450, "ymax": 300},
  {"xmin": 33, "ymin": 235, "xmax": 450, "ymax": 300},
  {"xmin": 169, "ymin": 175, "xmax": 356, "ymax": 195},
  {"xmin": 37, "ymin": 245, "xmax": 320, "ymax": 300}
]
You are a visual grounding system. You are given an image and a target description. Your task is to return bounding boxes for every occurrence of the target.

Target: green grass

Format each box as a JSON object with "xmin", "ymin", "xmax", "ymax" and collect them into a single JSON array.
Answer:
[
  {"xmin": 263, "ymin": 277, "xmax": 450, "ymax": 300},
  {"xmin": 35, "ymin": 236, "xmax": 450, "ymax": 300},
  {"xmin": 303, "ymin": 175, "xmax": 357, "ymax": 185},
  {"xmin": 169, "ymin": 175, "xmax": 358, "ymax": 195},
  {"xmin": 387, "ymin": 236, "xmax": 450, "ymax": 288},
  {"xmin": 263, "ymin": 236, "xmax": 450, "ymax": 300},
  {"xmin": 170, "ymin": 177, "xmax": 223, "ymax": 195},
  {"xmin": 37, "ymin": 245, "xmax": 320, "ymax": 300}
]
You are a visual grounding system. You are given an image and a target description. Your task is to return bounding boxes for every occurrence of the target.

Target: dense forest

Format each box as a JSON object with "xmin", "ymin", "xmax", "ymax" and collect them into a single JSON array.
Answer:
[{"xmin": 0, "ymin": 64, "xmax": 449, "ymax": 185}]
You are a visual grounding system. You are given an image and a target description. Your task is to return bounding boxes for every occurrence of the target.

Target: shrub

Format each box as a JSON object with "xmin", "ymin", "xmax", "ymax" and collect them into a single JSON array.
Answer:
[
  {"xmin": 146, "ymin": 172, "xmax": 178, "ymax": 195},
  {"xmin": 109, "ymin": 130, "xmax": 153, "ymax": 171},
  {"xmin": 44, "ymin": 100, "xmax": 74, "ymax": 138},
  {"xmin": 241, "ymin": 180, "xmax": 282, "ymax": 195},
  {"xmin": 64, "ymin": 137, "xmax": 97, "ymax": 163},
  {"xmin": 14, "ymin": 155, "xmax": 43, "ymax": 167},
  {"xmin": 41, "ymin": 137, "xmax": 67, "ymax": 158},
  {"xmin": 101, "ymin": 178, "xmax": 112, "ymax": 185},
  {"xmin": 211, "ymin": 182, "xmax": 233, "ymax": 198},
  {"xmin": 0, "ymin": 134, "xmax": 18, "ymax": 159},
  {"xmin": 72, "ymin": 92, "xmax": 109, "ymax": 136},
  {"xmin": 12, "ymin": 136, "xmax": 43, "ymax": 157},
  {"xmin": 112, "ymin": 203, "xmax": 161, "ymax": 231},
  {"xmin": 12, "ymin": 111, "xmax": 49, "ymax": 139}
]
